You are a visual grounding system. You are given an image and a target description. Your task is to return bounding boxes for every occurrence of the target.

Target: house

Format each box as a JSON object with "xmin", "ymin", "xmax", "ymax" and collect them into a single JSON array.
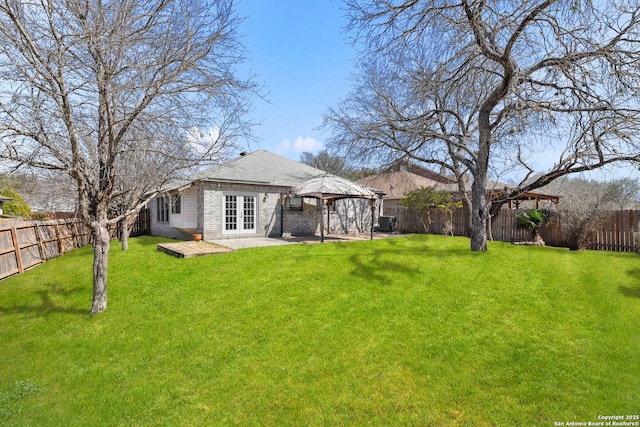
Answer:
[
  {"xmin": 359, "ymin": 162, "xmax": 559, "ymax": 213},
  {"xmin": 358, "ymin": 169, "xmax": 459, "ymax": 211},
  {"xmin": 149, "ymin": 150, "xmax": 382, "ymax": 241}
]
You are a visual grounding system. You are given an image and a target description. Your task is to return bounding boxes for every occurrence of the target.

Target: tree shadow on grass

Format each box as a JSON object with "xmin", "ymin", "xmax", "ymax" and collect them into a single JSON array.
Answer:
[
  {"xmin": 344, "ymin": 237, "xmax": 483, "ymax": 285},
  {"xmin": 349, "ymin": 249, "xmax": 422, "ymax": 285},
  {"xmin": 0, "ymin": 283, "xmax": 88, "ymax": 316},
  {"xmin": 621, "ymin": 269, "xmax": 640, "ymax": 299},
  {"xmin": 127, "ymin": 235, "xmax": 178, "ymax": 247}
]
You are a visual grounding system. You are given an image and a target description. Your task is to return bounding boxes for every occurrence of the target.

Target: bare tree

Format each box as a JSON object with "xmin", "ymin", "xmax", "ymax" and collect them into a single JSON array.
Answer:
[
  {"xmin": 325, "ymin": 0, "xmax": 640, "ymax": 251},
  {"xmin": 0, "ymin": 0, "xmax": 255, "ymax": 313},
  {"xmin": 300, "ymin": 150, "xmax": 354, "ymax": 177},
  {"xmin": 21, "ymin": 170, "xmax": 78, "ymax": 215},
  {"xmin": 543, "ymin": 176, "xmax": 640, "ymax": 249}
]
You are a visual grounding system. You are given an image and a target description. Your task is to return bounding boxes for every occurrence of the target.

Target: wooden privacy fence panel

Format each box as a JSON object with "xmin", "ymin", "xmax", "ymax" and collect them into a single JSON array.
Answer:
[
  {"xmin": 0, "ymin": 228, "xmax": 20, "ymax": 279},
  {"xmin": 38, "ymin": 222, "xmax": 63, "ymax": 259},
  {"xmin": 587, "ymin": 210, "xmax": 640, "ymax": 252},
  {"xmin": 15, "ymin": 225, "xmax": 42, "ymax": 271},
  {"xmin": 386, "ymin": 207, "xmax": 469, "ymax": 236},
  {"xmin": 0, "ymin": 219, "xmax": 89, "ymax": 280},
  {"xmin": 384, "ymin": 207, "xmax": 640, "ymax": 252},
  {"xmin": 489, "ymin": 210, "xmax": 565, "ymax": 247},
  {"xmin": 130, "ymin": 208, "xmax": 150, "ymax": 238},
  {"xmin": 0, "ymin": 210, "xmax": 150, "ymax": 280}
]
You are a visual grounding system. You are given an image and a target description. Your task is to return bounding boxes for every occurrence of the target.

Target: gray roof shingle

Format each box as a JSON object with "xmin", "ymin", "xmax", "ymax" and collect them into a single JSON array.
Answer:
[{"xmin": 189, "ymin": 150, "xmax": 325, "ymax": 187}]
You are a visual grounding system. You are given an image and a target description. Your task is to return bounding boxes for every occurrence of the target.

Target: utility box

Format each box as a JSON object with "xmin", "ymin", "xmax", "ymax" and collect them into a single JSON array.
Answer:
[{"xmin": 378, "ymin": 216, "xmax": 397, "ymax": 232}]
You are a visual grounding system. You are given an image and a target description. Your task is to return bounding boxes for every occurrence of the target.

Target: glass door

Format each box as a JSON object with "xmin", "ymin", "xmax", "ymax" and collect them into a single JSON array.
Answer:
[
  {"xmin": 242, "ymin": 196, "xmax": 256, "ymax": 233},
  {"xmin": 224, "ymin": 195, "xmax": 256, "ymax": 234}
]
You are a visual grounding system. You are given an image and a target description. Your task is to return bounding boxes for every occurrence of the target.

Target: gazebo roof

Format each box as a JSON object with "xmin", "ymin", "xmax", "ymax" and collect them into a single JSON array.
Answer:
[
  {"xmin": 292, "ymin": 174, "xmax": 381, "ymax": 200},
  {"xmin": 487, "ymin": 188, "xmax": 560, "ymax": 208},
  {"xmin": 290, "ymin": 174, "xmax": 382, "ymax": 242}
]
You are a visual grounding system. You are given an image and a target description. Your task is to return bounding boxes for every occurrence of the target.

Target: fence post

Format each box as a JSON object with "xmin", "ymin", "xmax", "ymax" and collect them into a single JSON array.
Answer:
[
  {"xmin": 10, "ymin": 226, "xmax": 23, "ymax": 274},
  {"xmin": 71, "ymin": 221, "xmax": 79, "ymax": 251},
  {"xmin": 34, "ymin": 223, "xmax": 46, "ymax": 264},
  {"xmin": 55, "ymin": 221, "xmax": 65, "ymax": 255},
  {"xmin": 145, "ymin": 209, "xmax": 150, "ymax": 235}
]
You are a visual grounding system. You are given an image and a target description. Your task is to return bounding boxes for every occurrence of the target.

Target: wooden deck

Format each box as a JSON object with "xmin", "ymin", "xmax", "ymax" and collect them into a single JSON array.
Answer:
[{"xmin": 157, "ymin": 241, "xmax": 233, "ymax": 258}]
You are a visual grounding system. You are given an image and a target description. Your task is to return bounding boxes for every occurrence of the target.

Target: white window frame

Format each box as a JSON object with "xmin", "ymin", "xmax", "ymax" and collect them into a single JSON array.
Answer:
[
  {"xmin": 171, "ymin": 195, "xmax": 181, "ymax": 214},
  {"xmin": 157, "ymin": 196, "xmax": 170, "ymax": 222}
]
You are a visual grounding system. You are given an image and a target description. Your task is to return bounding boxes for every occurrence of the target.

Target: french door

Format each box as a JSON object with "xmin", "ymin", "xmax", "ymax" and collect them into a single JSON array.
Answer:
[{"xmin": 224, "ymin": 195, "xmax": 256, "ymax": 234}]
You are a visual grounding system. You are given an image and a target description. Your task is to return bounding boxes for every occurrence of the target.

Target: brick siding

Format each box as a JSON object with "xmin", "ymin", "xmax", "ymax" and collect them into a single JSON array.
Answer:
[{"xmin": 150, "ymin": 181, "xmax": 381, "ymax": 241}]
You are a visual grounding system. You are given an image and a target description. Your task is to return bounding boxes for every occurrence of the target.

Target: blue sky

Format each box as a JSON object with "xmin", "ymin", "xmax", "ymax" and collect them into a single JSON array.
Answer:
[
  {"xmin": 232, "ymin": 0, "xmax": 638, "ymax": 182},
  {"xmin": 235, "ymin": 0, "xmax": 355, "ymax": 162}
]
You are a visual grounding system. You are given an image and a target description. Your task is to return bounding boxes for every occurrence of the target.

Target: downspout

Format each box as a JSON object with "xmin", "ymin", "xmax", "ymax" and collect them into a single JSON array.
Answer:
[{"xmin": 280, "ymin": 193, "xmax": 285, "ymax": 237}]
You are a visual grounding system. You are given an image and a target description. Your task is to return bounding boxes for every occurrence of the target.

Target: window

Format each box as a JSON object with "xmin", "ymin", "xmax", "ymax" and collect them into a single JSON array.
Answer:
[
  {"xmin": 283, "ymin": 196, "xmax": 303, "ymax": 211},
  {"xmin": 171, "ymin": 195, "xmax": 181, "ymax": 214},
  {"xmin": 157, "ymin": 196, "xmax": 170, "ymax": 222},
  {"xmin": 243, "ymin": 196, "xmax": 255, "ymax": 231},
  {"xmin": 225, "ymin": 195, "xmax": 238, "ymax": 231}
]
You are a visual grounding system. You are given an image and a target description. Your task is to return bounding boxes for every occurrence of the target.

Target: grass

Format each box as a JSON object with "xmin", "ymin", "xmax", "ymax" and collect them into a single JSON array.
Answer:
[{"xmin": 0, "ymin": 234, "xmax": 639, "ymax": 426}]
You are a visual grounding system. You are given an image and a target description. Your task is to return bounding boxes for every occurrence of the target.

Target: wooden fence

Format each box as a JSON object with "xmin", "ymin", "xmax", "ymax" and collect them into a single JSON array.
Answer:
[
  {"xmin": 0, "ymin": 209, "xmax": 150, "ymax": 280},
  {"xmin": 384, "ymin": 207, "xmax": 640, "ymax": 252},
  {"xmin": 129, "ymin": 208, "xmax": 151, "ymax": 238},
  {"xmin": 0, "ymin": 219, "xmax": 90, "ymax": 280}
]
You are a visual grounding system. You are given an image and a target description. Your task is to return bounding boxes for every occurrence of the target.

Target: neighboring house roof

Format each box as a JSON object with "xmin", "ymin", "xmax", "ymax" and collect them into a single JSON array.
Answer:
[
  {"xmin": 190, "ymin": 150, "xmax": 326, "ymax": 187},
  {"xmin": 384, "ymin": 160, "xmax": 457, "ymax": 184},
  {"xmin": 0, "ymin": 195, "xmax": 13, "ymax": 202},
  {"xmin": 359, "ymin": 171, "xmax": 459, "ymax": 200},
  {"xmin": 359, "ymin": 168, "xmax": 559, "ymax": 206}
]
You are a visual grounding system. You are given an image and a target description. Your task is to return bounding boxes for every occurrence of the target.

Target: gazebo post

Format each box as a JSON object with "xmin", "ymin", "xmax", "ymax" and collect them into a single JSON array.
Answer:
[
  {"xmin": 320, "ymin": 197, "xmax": 325, "ymax": 243},
  {"xmin": 326, "ymin": 199, "xmax": 331, "ymax": 241},
  {"xmin": 369, "ymin": 198, "xmax": 375, "ymax": 240}
]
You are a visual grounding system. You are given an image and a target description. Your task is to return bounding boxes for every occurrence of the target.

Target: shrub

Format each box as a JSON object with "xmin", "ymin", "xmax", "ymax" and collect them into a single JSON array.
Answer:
[
  {"xmin": 516, "ymin": 208, "xmax": 554, "ymax": 244},
  {"xmin": 1, "ymin": 188, "xmax": 31, "ymax": 217},
  {"xmin": 25, "ymin": 212, "xmax": 51, "ymax": 221}
]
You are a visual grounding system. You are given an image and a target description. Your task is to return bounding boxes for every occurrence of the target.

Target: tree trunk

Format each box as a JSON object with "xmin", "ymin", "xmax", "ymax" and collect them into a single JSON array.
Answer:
[
  {"xmin": 471, "ymin": 104, "xmax": 493, "ymax": 252},
  {"xmin": 419, "ymin": 212, "xmax": 430, "ymax": 233},
  {"xmin": 90, "ymin": 221, "xmax": 110, "ymax": 314},
  {"xmin": 470, "ymin": 177, "xmax": 488, "ymax": 251},
  {"xmin": 533, "ymin": 231, "xmax": 545, "ymax": 246},
  {"xmin": 120, "ymin": 215, "xmax": 130, "ymax": 251}
]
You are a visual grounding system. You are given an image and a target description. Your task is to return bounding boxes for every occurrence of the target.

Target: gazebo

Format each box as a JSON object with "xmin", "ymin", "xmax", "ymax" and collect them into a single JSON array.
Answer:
[
  {"xmin": 289, "ymin": 175, "xmax": 381, "ymax": 242},
  {"xmin": 486, "ymin": 188, "xmax": 560, "ymax": 210}
]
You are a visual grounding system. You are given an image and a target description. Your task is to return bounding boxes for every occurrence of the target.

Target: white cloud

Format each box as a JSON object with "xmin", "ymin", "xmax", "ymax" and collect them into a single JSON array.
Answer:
[
  {"xmin": 278, "ymin": 136, "xmax": 323, "ymax": 154},
  {"xmin": 186, "ymin": 126, "xmax": 221, "ymax": 157},
  {"xmin": 294, "ymin": 136, "xmax": 323, "ymax": 152},
  {"xmin": 187, "ymin": 126, "xmax": 220, "ymax": 145}
]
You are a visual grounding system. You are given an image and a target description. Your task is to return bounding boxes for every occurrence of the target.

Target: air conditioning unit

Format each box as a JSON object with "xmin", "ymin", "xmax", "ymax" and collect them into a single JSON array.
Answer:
[{"xmin": 378, "ymin": 216, "xmax": 396, "ymax": 232}]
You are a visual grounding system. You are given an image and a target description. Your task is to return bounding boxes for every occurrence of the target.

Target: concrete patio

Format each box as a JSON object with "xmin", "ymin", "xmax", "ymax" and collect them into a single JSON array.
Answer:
[
  {"xmin": 157, "ymin": 233, "xmax": 402, "ymax": 257},
  {"xmin": 211, "ymin": 233, "xmax": 401, "ymax": 250}
]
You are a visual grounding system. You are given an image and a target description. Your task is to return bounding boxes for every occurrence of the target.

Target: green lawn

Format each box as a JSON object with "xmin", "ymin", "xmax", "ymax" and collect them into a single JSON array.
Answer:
[{"xmin": 0, "ymin": 235, "xmax": 638, "ymax": 426}]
